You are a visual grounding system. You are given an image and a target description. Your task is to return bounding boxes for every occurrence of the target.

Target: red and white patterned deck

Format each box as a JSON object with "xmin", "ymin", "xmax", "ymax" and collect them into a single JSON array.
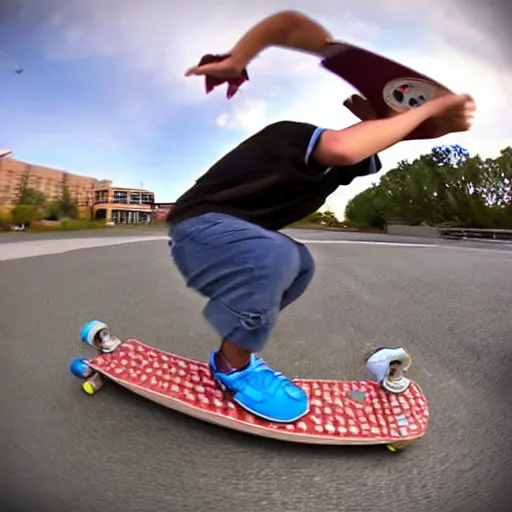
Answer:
[{"xmin": 87, "ymin": 339, "xmax": 429, "ymax": 444}]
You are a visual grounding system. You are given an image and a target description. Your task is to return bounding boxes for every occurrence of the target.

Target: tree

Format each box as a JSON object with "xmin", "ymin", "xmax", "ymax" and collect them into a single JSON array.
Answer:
[
  {"xmin": 320, "ymin": 209, "xmax": 342, "ymax": 227},
  {"xmin": 303, "ymin": 211, "xmax": 325, "ymax": 224},
  {"xmin": 56, "ymin": 193, "xmax": 79, "ymax": 219},
  {"xmin": 17, "ymin": 187, "xmax": 47, "ymax": 209},
  {"xmin": 16, "ymin": 164, "xmax": 30, "ymax": 203},
  {"xmin": 431, "ymin": 144, "xmax": 470, "ymax": 167},
  {"xmin": 345, "ymin": 185, "xmax": 386, "ymax": 228},
  {"xmin": 44, "ymin": 196, "xmax": 78, "ymax": 220},
  {"xmin": 0, "ymin": 210, "xmax": 13, "ymax": 231},
  {"xmin": 44, "ymin": 174, "xmax": 79, "ymax": 220},
  {"xmin": 45, "ymin": 201, "xmax": 62, "ymax": 221},
  {"xmin": 11, "ymin": 205, "xmax": 41, "ymax": 225},
  {"xmin": 56, "ymin": 173, "xmax": 79, "ymax": 219},
  {"xmin": 344, "ymin": 144, "xmax": 512, "ymax": 230},
  {"xmin": 15, "ymin": 185, "xmax": 47, "ymax": 226}
]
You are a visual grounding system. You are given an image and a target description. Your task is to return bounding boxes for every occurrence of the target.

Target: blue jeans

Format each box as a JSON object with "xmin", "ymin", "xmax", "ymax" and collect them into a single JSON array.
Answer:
[{"xmin": 169, "ymin": 213, "xmax": 315, "ymax": 352}]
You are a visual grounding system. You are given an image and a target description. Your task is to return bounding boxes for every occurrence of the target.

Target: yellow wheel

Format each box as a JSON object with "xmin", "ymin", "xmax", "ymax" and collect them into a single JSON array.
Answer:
[
  {"xmin": 387, "ymin": 440, "xmax": 415, "ymax": 452},
  {"xmin": 82, "ymin": 381, "xmax": 96, "ymax": 395}
]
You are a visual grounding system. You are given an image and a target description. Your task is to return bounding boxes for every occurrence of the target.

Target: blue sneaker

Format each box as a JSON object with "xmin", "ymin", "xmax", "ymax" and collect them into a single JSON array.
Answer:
[{"xmin": 209, "ymin": 351, "xmax": 309, "ymax": 423}]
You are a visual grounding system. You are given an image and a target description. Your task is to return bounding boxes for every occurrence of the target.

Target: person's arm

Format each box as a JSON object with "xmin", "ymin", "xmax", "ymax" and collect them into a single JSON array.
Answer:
[
  {"xmin": 313, "ymin": 93, "xmax": 476, "ymax": 167},
  {"xmin": 185, "ymin": 11, "xmax": 334, "ymax": 77},
  {"xmin": 228, "ymin": 11, "xmax": 334, "ymax": 70}
]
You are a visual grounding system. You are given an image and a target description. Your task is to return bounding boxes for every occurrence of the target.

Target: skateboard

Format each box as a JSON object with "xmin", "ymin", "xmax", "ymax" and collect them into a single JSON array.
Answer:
[
  {"xmin": 320, "ymin": 41, "xmax": 453, "ymax": 140},
  {"xmin": 69, "ymin": 320, "xmax": 430, "ymax": 452}
]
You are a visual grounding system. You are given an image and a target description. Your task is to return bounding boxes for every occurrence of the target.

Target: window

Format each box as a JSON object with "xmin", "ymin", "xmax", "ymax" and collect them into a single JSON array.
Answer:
[
  {"xmin": 141, "ymin": 193, "xmax": 154, "ymax": 204},
  {"xmin": 129, "ymin": 192, "xmax": 141, "ymax": 204},
  {"xmin": 113, "ymin": 191, "xmax": 128, "ymax": 203},
  {"xmin": 94, "ymin": 190, "xmax": 108, "ymax": 203},
  {"xmin": 110, "ymin": 210, "xmax": 151, "ymax": 224}
]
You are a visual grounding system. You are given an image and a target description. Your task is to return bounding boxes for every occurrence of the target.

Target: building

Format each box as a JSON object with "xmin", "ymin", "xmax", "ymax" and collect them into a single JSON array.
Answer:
[
  {"xmin": 0, "ymin": 156, "xmax": 109, "ymax": 210},
  {"xmin": 92, "ymin": 187, "xmax": 155, "ymax": 224},
  {"xmin": 0, "ymin": 155, "xmax": 156, "ymax": 224}
]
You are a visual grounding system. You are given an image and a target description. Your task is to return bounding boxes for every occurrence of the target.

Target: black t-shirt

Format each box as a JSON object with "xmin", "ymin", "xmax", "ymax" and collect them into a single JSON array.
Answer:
[{"xmin": 167, "ymin": 121, "xmax": 381, "ymax": 230}]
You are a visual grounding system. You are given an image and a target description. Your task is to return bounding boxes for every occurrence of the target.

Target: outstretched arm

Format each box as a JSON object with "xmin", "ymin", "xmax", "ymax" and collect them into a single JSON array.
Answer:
[
  {"xmin": 185, "ymin": 11, "xmax": 335, "ymax": 77},
  {"xmin": 314, "ymin": 93, "xmax": 476, "ymax": 167},
  {"xmin": 185, "ymin": 11, "xmax": 379, "ymax": 119},
  {"xmin": 228, "ymin": 11, "xmax": 334, "ymax": 69}
]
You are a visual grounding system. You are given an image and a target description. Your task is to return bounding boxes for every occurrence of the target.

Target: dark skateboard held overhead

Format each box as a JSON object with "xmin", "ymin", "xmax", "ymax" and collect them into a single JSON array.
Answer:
[{"xmin": 321, "ymin": 42, "xmax": 453, "ymax": 140}]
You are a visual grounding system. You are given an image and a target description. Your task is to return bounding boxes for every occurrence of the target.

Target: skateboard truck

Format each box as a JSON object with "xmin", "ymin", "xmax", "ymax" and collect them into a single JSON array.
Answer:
[
  {"xmin": 80, "ymin": 320, "xmax": 122, "ymax": 353},
  {"xmin": 72, "ymin": 321, "xmax": 120, "ymax": 396},
  {"xmin": 366, "ymin": 347, "xmax": 412, "ymax": 394}
]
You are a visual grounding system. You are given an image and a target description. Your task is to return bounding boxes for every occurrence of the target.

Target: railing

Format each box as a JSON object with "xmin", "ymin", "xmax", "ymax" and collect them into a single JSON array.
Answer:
[{"xmin": 438, "ymin": 227, "xmax": 512, "ymax": 241}]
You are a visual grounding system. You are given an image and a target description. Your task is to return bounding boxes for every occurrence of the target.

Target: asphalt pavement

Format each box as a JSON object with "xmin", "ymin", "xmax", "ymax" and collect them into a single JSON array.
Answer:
[{"xmin": 1, "ymin": 230, "xmax": 511, "ymax": 512}]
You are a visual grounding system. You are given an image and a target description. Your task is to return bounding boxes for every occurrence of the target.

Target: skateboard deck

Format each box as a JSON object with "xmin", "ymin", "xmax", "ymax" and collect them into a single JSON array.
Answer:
[
  {"xmin": 320, "ymin": 41, "xmax": 452, "ymax": 140},
  {"xmin": 71, "ymin": 329, "xmax": 429, "ymax": 451}
]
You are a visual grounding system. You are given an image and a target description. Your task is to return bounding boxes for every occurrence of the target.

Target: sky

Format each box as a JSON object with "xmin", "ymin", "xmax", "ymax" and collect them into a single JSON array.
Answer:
[{"xmin": 1, "ymin": 0, "xmax": 511, "ymax": 219}]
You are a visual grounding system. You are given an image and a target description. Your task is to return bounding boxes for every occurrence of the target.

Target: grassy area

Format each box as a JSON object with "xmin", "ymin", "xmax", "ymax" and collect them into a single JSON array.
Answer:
[
  {"xmin": 1, "ymin": 217, "xmax": 382, "ymax": 235},
  {"xmin": 29, "ymin": 220, "xmax": 110, "ymax": 231},
  {"xmin": 3, "ymin": 220, "xmax": 168, "ymax": 233}
]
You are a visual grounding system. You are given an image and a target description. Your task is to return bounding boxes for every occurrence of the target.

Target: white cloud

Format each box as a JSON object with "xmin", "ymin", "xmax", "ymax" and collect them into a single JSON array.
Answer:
[{"xmin": 216, "ymin": 100, "xmax": 268, "ymax": 132}]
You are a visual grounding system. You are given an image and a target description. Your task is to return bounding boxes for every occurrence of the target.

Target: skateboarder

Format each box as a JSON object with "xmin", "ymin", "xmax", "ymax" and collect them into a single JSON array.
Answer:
[{"xmin": 167, "ymin": 11, "xmax": 475, "ymax": 423}]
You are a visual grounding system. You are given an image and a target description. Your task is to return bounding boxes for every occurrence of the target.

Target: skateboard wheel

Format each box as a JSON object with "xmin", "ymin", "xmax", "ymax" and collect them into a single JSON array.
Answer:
[
  {"xmin": 387, "ymin": 440, "xmax": 414, "ymax": 452},
  {"xmin": 80, "ymin": 320, "xmax": 108, "ymax": 347},
  {"xmin": 82, "ymin": 381, "xmax": 96, "ymax": 395},
  {"xmin": 82, "ymin": 373, "xmax": 104, "ymax": 395},
  {"xmin": 69, "ymin": 357, "xmax": 93, "ymax": 379}
]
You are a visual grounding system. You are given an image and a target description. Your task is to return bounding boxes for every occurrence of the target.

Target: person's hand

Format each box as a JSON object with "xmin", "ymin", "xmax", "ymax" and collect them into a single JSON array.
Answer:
[
  {"xmin": 185, "ymin": 53, "xmax": 249, "ymax": 99},
  {"xmin": 185, "ymin": 55, "xmax": 245, "ymax": 79},
  {"xmin": 424, "ymin": 93, "xmax": 476, "ymax": 136},
  {"xmin": 343, "ymin": 94, "xmax": 378, "ymax": 121}
]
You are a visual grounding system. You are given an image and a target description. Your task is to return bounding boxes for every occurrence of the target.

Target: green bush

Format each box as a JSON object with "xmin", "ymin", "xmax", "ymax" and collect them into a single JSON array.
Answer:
[
  {"xmin": 25, "ymin": 219, "xmax": 108, "ymax": 231},
  {"xmin": 28, "ymin": 220, "xmax": 61, "ymax": 231},
  {"xmin": 0, "ymin": 210, "xmax": 13, "ymax": 231},
  {"xmin": 45, "ymin": 198, "xmax": 78, "ymax": 220},
  {"xmin": 44, "ymin": 201, "xmax": 62, "ymax": 221},
  {"xmin": 60, "ymin": 219, "xmax": 108, "ymax": 230},
  {"xmin": 11, "ymin": 204, "xmax": 42, "ymax": 225}
]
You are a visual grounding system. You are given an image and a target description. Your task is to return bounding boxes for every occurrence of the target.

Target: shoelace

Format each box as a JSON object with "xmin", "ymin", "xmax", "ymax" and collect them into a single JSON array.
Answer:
[{"xmin": 249, "ymin": 358, "xmax": 292, "ymax": 396}]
